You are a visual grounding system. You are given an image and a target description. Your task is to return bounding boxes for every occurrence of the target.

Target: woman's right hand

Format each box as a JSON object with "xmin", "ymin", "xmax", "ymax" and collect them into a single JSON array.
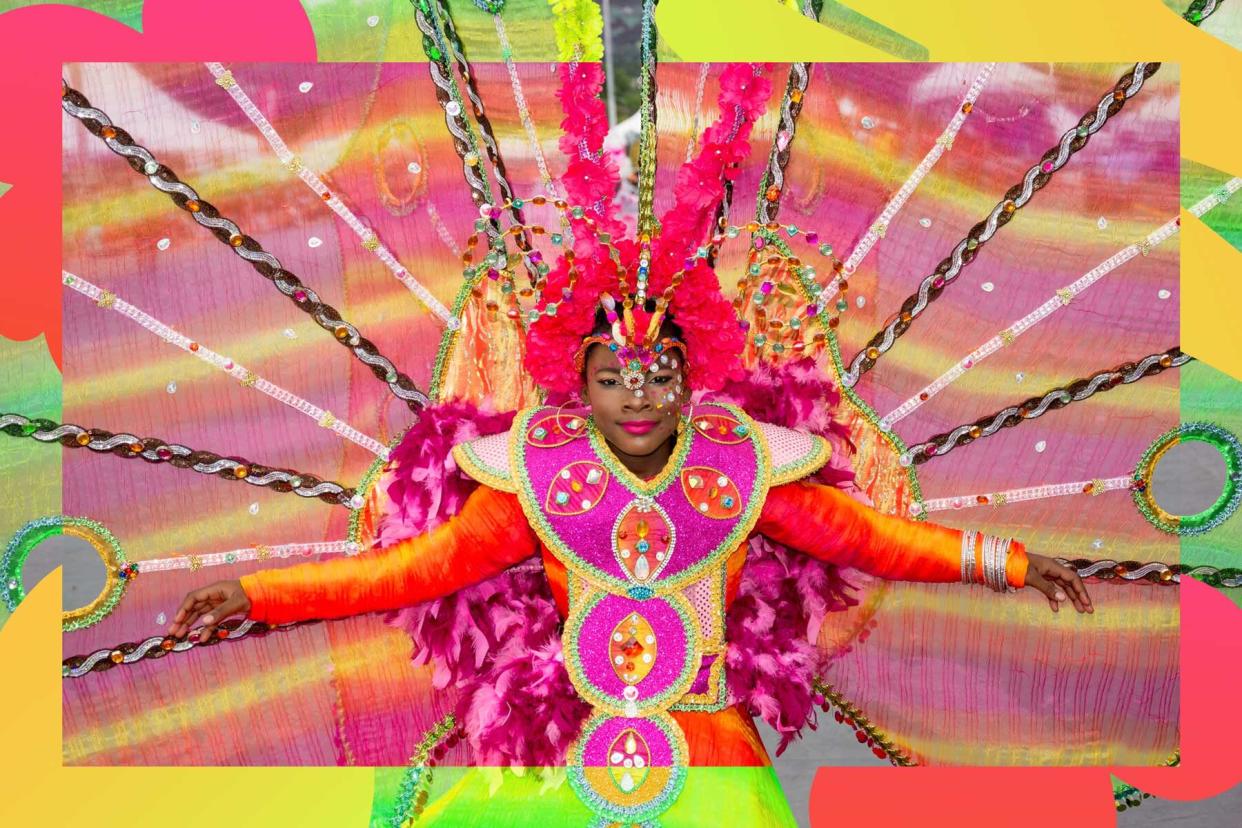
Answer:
[{"xmin": 168, "ymin": 579, "xmax": 252, "ymax": 643}]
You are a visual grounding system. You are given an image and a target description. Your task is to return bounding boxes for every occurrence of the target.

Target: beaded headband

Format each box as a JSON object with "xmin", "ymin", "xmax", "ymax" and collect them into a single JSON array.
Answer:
[{"xmin": 573, "ymin": 326, "xmax": 688, "ymax": 402}]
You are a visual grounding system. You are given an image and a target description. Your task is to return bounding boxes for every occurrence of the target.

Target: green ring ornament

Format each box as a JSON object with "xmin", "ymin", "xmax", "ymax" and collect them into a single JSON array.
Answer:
[
  {"xmin": 1132, "ymin": 421, "xmax": 1242, "ymax": 536},
  {"xmin": 2, "ymin": 515, "xmax": 129, "ymax": 631}
]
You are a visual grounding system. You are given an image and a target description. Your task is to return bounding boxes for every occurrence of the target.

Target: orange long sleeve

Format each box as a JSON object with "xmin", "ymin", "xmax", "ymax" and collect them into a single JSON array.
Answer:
[
  {"xmin": 756, "ymin": 481, "xmax": 1028, "ymax": 588},
  {"xmin": 240, "ymin": 485, "xmax": 540, "ymax": 625}
]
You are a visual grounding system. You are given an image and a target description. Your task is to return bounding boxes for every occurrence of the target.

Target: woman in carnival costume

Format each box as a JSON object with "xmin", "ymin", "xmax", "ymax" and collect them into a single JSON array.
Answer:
[{"xmin": 168, "ymin": 61, "xmax": 1093, "ymax": 826}]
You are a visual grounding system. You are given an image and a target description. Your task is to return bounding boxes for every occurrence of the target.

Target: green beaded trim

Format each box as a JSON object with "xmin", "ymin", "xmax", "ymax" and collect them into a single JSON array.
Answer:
[
  {"xmin": 668, "ymin": 655, "xmax": 729, "ymax": 713},
  {"xmin": 428, "ymin": 273, "xmax": 477, "ymax": 403},
  {"xmin": 563, "ymin": 587, "xmax": 701, "ymax": 717},
  {"xmin": 513, "ymin": 404, "xmax": 772, "ymax": 596},
  {"xmin": 347, "ymin": 439, "xmax": 399, "ymax": 546},
  {"xmin": 770, "ymin": 430, "xmax": 833, "ymax": 485},
  {"xmin": 1132, "ymin": 422, "xmax": 1242, "ymax": 536},
  {"xmin": 452, "ymin": 438, "xmax": 517, "ymax": 492},
  {"xmin": 787, "ymin": 257, "xmax": 929, "ymax": 518},
  {"xmin": 389, "ymin": 713, "xmax": 457, "ymax": 828},
  {"xmin": 586, "ymin": 412, "xmax": 696, "ymax": 497},
  {"xmin": 3, "ymin": 515, "xmax": 128, "ymax": 632},
  {"xmin": 567, "ymin": 710, "xmax": 688, "ymax": 824}
]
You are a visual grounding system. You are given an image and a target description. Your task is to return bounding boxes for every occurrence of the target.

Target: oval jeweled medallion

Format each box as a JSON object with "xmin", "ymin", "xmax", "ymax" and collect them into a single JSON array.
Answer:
[
  {"xmin": 565, "ymin": 591, "xmax": 698, "ymax": 717},
  {"xmin": 691, "ymin": 412, "xmax": 750, "ymax": 445},
  {"xmin": 679, "ymin": 466, "xmax": 743, "ymax": 520},
  {"xmin": 608, "ymin": 727, "xmax": 650, "ymax": 792},
  {"xmin": 546, "ymin": 460, "xmax": 610, "ymax": 516},
  {"xmin": 526, "ymin": 410, "xmax": 587, "ymax": 448},
  {"xmin": 612, "ymin": 499, "xmax": 674, "ymax": 585},
  {"xmin": 568, "ymin": 711, "xmax": 688, "ymax": 824},
  {"xmin": 609, "ymin": 611, "xmax": 658, "ymax": 686}
]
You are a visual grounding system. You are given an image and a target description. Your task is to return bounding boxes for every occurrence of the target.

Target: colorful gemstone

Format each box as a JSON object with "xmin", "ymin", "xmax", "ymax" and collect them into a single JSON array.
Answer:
[
  {"xmin": 610, "ymin": 613, "xmax": 658, "ymax": 686},
  {"xmin": 680, "ymin": 466, "xmax": 743, "ymax": 519},
  {"xmin": 614, "ymin": 501, "xmax": 673, "ymax": 583}
]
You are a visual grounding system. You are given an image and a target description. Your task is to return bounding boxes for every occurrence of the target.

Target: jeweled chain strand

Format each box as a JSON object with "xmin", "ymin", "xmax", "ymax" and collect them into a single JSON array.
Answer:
[
  {"xmin": 0, "ymin": 413, "xmax": 359, "ymax": 507},
  {"xmin": 636, "ymin": 0, "xmax": 660, "ymax": 236},
  {"xmin": 491, "ymin": 15, "xmax": 563, "ymax": 201},
  {"xmin": 902, "ymin": 347, "xmax": 1190, "ymax": 466},
  {"xmin": 139, "ymin": 539, "xmax": 360, "ymax": 574},
  {"xmin": 879, "ymin": 179, "xmax": 1239, "ymax": 429},
  {"xmin": 879, "ymin": 178, "xmax": 1237, "ymax": 431},
  {"xmin": 1184, "ymin": 0, "xmax": 1224, "ymax": 25},
  {"xmin": 60, "ymin": 80, "xmax": 429, "ymax": 414},
  {"xmin": 753, "ymin": 1, "xmax": 822, "ymax": 227},
  {"xmin": 63, "ymin": 271, "xmax": 389, "ymax": 459},
  {"xmin": 411, "ymin": 1, "xmax": 539, "ymax": 282},
  {"xmin": 684, "ymin": 63, "xmax": 712, "ymax": 164},
  {"xmin": 429, "ymin": 0, "xmax": 540, "ymax": 271},
  {"xmin": 61, "ymin": 619, "xmax": 309, "ymax": 678},
  {"xmin": 915, "ymin": 476, "xmax": 1133, "ymax": 515},
  {"xmin": 204, "ymin": 64, "xmax": 456, "ymax": 329},
  {"xmin": 843, "ymin": 62, "xmax": 1162, "ymax": 388},
  {"xmin": 821, "ymin": 62, "xmax": 996, "ymax": 303}
]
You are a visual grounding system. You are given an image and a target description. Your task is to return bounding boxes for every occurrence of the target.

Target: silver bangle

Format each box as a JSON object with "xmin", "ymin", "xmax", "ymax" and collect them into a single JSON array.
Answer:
[
  {"xmin": 960, "ymin": 530, "xmax": 978, "ymax": 584},
  {"xmin": 981, "ymin": 534, "xmax": 994, "ymax": 590},
  {"xmin": 997, "ymin": 536, "xmax": 1015, "ymax": 593},
  {"xmin": 981, "ymin": 534, "xmax": 1012, "ymax": 593}
]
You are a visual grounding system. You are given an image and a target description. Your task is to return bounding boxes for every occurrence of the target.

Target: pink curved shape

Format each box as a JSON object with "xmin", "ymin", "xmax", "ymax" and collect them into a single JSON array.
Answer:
[
  {"xmin": 0, "ymin": 0, "xmax": 316, "ymax": 368},
  {"xmin": 1113, "ymin": 578, "xmax": 1242, "ymax": 800},
  {"xmin": 808, "ymin": 577, "xmax": 1241, "ymax": 823}
]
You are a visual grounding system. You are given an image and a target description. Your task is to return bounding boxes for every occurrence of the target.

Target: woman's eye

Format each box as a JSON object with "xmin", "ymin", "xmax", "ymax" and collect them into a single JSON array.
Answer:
[
  {"xmin": 597, "ymin": 378, "xmax": 619, "ymax": 387},
  {"xmin": 650, "ymin": 375, "xmax": 673, "ymax": 385}
]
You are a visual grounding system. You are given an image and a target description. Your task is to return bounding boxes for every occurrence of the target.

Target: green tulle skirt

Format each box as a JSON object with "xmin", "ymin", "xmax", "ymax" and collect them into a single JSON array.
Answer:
[{"xmin": 371, "ymin": 766, "xmax": 798, "ymax": 827}]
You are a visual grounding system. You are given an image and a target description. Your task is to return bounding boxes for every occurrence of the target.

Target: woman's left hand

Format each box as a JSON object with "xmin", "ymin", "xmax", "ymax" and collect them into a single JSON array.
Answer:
[{"xmin": 1024, "ymin": 553, "xmax": 1094, "ymax": 614}]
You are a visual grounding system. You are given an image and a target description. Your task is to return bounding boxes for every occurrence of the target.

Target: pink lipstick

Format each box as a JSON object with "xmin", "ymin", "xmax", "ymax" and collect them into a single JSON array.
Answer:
[{"xmin": 620, "ymin": 420, "xmax": 658, "ymax": 436}]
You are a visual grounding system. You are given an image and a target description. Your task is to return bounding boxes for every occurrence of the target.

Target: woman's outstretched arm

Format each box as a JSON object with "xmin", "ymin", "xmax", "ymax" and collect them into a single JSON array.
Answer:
[
  {"xmin": 169, "ymin": 485, "xmax": 538, "ymax": 638},
  {"xmin": 756, "ymin": 481, "xmax": 1092, "ymax": 612}
]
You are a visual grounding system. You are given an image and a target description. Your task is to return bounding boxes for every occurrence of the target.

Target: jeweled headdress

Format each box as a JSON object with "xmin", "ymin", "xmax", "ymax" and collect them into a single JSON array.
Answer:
[{"xmin": 441, "ymin": 61, "xmax": 850, "ymax": 406}]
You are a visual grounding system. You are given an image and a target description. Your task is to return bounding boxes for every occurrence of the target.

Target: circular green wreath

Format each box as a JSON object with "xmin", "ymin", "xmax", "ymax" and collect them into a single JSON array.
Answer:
[
  {"xmin": 2, "ymin": 515, "xmax": 129, "ymax": 631},
  {"xmin": 1132, "ymin": 422, "xmax": 1242, "ymax": 536}
]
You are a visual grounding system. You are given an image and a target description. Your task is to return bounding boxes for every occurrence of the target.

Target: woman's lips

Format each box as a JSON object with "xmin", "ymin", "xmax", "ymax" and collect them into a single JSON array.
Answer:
[{"xmin": 620, "ymin": 420, "xmax": 658, "ymax": 435}]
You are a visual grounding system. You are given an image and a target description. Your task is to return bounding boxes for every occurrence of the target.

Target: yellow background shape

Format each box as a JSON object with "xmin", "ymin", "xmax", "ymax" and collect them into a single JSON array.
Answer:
[{"xmin": 3, "ymin": 1, "xmax": 1240, "ymax": 825}]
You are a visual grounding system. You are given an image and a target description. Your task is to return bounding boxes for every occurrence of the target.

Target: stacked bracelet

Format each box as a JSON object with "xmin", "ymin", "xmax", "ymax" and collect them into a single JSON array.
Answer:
[
  {"xmin": 983, "ymin": 534, "xmax": 1015, "ymax": 593},
  {"xmin": 961, "ymin": 531, "xmax": 1016, "ymax": 592},
  {"xmin": 960, "ymin": 530, "xmax": 978, "ymax": 585}
]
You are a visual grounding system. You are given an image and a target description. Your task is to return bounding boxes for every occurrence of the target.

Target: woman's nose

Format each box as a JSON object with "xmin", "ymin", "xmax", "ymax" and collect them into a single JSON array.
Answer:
[{"xmin": 622, "ymin": 390, "xmax": 653, "ymax": 411}]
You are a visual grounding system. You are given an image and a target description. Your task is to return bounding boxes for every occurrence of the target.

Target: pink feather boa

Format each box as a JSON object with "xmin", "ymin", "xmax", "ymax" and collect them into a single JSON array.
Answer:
[
  {"xmin": 381, "ymin": 360, "xmax": 860, "ymax": 764},
  {"xmin": 708, "ymin": 358, "xmax": 862, "ymax": 755},
  {"xmin": 380, "ymin": 402, "xmax": 592, "ymax": 766}
]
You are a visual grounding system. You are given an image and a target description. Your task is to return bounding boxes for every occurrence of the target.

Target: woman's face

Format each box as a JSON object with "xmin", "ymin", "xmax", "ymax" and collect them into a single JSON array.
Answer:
[{"xmin": 583, "ymin": 342, "xmax": 688, "ymax": 460}]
